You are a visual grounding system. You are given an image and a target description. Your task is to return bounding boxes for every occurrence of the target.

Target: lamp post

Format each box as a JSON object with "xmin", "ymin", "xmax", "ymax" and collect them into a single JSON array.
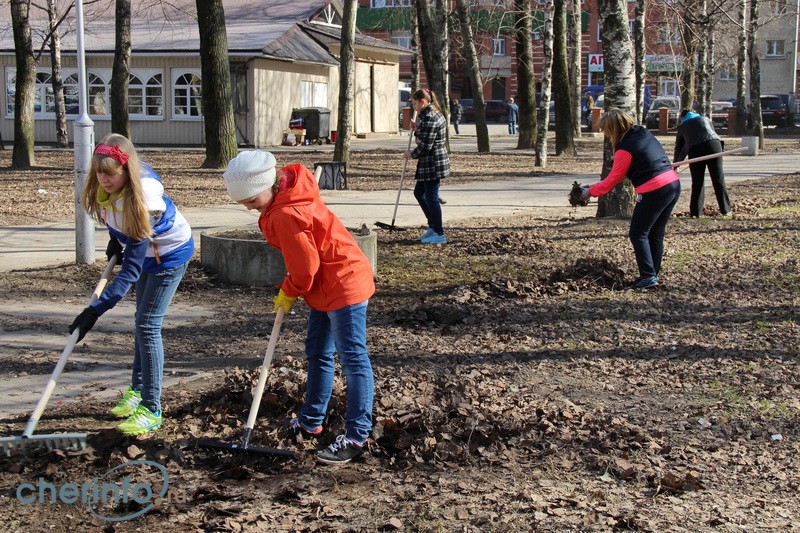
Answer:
[{"xmin": 73, "ymin": 0, "xmax": 95, "ymax": 264}]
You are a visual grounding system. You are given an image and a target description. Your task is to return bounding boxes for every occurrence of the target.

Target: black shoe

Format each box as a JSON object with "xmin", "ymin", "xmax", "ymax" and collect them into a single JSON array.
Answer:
[
  {"xmin": 438, "ymin": 196, "xmax": 446, "ymax": 204},
  {"xmin": 283, "ymin": 417, "xmax": 323, "ymax": 439},
  {"xmin": 315, "ymin": 435, "xmax": 366, "ymax": 464}
]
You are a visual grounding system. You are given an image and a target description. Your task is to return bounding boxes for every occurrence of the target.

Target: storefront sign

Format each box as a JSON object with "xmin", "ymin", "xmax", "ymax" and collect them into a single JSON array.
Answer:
[{"xmin": 588, "ymin": 54, "xmax": 604, "ymax": 73}]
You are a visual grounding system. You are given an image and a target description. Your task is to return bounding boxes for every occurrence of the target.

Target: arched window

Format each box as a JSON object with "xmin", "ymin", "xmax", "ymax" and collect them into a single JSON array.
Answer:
[
  {"xmin": 128, "ymin": 72, "xmax": 163, "ymax": 118},
  {"xmin": 172, "ymin": 71, "xmax": 202, "ymax": 118},
  {"xmin": 88, "ymin": 72, "xmax": 109, "ymax": 115},
  {"xmin": 4, "ymin": 70, "xmax": 55, "ymax": 116}
]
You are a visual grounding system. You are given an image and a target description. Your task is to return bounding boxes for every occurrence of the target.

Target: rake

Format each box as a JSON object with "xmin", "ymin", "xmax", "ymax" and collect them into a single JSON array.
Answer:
[
  {"xmin": 375, "ymin": 110, "xmax": 417, "ymax": 232},
  {"xmin": 198, "ymin": 307, "xmax": 297, "ymax": 459},
  {"xmin": 0, "ymin": 256, "xmax": 117, "ymax": 456}
]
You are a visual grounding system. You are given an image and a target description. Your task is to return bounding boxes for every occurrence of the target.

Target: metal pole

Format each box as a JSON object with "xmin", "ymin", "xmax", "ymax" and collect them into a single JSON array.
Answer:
[{"xmin": 73, "ymin": 0, "xmax": 95, "ymax": 264}]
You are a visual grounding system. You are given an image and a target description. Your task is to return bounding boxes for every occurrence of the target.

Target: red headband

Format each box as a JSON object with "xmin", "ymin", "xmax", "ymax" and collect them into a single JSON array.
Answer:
[{"xmin": 94, "ymin": 144, "xmax": 130, "ymax": 166}]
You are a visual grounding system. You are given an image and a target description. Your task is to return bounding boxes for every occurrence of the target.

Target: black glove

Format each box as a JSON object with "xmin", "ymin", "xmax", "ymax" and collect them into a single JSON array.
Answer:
[
  {"xmin": 106, "ymin": 236, "xmax": 123, "ymax": 263},
  {"xmin": 69, "ymin": 307, "xmax": 100, "ymax": 342}
]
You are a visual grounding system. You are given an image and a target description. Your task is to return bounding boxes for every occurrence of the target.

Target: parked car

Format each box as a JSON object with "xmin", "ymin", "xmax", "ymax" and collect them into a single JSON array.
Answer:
[
  {"xmin": 462, "ymin": 99, "xmax": 508, "ymax": 122},
  {"xmin": 760, "ymin": 95, "xmax": 788, "ymax": 127},
  {"xmin": 711, "ymin": 101, "xmax": 732, "ymax": 128},
  {"xmin": 645, "ymin": 96, "xmax": 681, "ymax": 130}
]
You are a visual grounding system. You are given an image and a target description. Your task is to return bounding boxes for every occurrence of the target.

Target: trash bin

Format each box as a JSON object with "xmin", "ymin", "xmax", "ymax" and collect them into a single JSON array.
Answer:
[
  {"xmin": 291, "ymin": 107, "xmax": 331, "ymax": 144},
  {"xmin": 314, "ymin": 161, "xmax": 347, "ymax": 190}
]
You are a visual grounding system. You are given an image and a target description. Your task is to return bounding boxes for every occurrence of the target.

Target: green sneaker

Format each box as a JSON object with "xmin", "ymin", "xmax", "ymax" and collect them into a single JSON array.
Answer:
[
  {"xmin": 117, "ymin": 404, "xmax": 162, "ymax": 435},
  {"xmin": 110, "ymin": 387, "xmax": 142, "ymax": 418}
]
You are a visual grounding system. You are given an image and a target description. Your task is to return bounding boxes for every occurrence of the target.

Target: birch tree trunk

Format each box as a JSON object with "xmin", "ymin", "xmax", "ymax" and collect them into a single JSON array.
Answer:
[
  {"xmin": 596, "ymin": 0, "xmax": 636, "ymax": 218},
  {"xmin": 569, "ymin": 0, "xmax": 581, "ymax": 137},
  {"xmin": 515, "ymin": 0, "xmax": 536, "ymax": 149},
  {"xmin": 11, "ymin": 0, "xmax": 36, "ymax": 168},
  {"xmin": 111, "ymin": 0, "xmax": 131, "ymax": 139},
  {"xmin": 334, "ymin": 0, "xmax": 357, "ymax": 164},
  {"xmin": 735, "ymin": 0, "xmax": 747, "ymax": 135},
  {"xmin": 196, "ymin": 0, "xmax": 237, "ymax": 168},
  {"xmin": 679, "ymin": 10, "xmax": 697, "ymax": 111},
  {"xmin": 634, "ymin": 0, "xmax": 646, "ymax": 123},
  {"xmin": 553, "ymin": 0, "xmax": 575, "ymax": 156},
  {"xmin": 454, "ymin": 0, "xmax": 490, "ymax": 152},
  {"xmin": 46, "ymin": 0, "xmax": 67, "ymax": 147},
  {"xmin": 748, "ymin": 0, "xmax": 764, "ymax": 148},
  {"xmin": 535, "ymin": 0, "xmax": 555, "ymax": 167}
]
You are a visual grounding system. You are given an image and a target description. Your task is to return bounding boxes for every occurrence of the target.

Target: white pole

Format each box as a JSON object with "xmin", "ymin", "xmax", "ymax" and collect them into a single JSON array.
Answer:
[{"xmin": 73, "ymin": 0, "xmax": 95, "ymax": 264}]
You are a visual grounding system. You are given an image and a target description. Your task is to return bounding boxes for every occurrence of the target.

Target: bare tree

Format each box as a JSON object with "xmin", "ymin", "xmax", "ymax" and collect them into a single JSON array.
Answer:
[
  {"xmin": 735, "ymin": 0, "xmax": 747, "ymax": 134},
  {"xmin": 11, "ymin": 0, "xmax": 36, "ymax": 168},
  {"xmin": 514, "ymin": 0, "xmax": 536, "ymax": 149},
  {"xmin": 553, "ymin": 0, "xmax": 575, "ymax": 156},
  {"xmin": 634, "ymin": 0, "xmax": 646, "ymax": 123},
  {"xmin": 536, "ymin": 0, "xmax": 555, "ymax": 167},
  {"xmin": 196, "ymin": 0, "xmax": 237, "ymax": 168},
  {"xmin": 334, "ymin": 0, "xmax": 357, "ymax": 164},
  {"xmin": 415, "ymin": 0, "xmax": 449, "ymax": 133},
  {"xmin": 596, "ymin": 0, "xmax": 637, "ymax": 217},
  {"xmin": 411, "ymin": 6, "xmax": 420, "ymax": 90},
  {"xmin": 569, "ymin": 0, "xmax": 582, "ymax": 137},
  {"xmin": 42, "ymin": 0, "xmax": 68, "ymax": 147},
  {"xmin": 111, "ymin": 0, "xmax": 131, "ymax": 139},
  {"xmin": 454, "ymin": 0, "xmax": 490, "ymax": 152},
  {"xmin": 747, "ymin": 0, "xmax": 764, "ymax": 147}
]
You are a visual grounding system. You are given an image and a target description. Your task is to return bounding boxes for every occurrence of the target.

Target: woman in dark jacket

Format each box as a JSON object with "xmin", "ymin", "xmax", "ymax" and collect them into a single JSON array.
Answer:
[
  {"xmin": 580, "ymin": 108, "xmax": 681, "ymax": 289},
  {"xmin": 674, "ymin": 109, "xmax": 731, "ymax": 217},
  {"xmin": 403, "ymin": 88, "xmax": 450, "ymax": 244}
]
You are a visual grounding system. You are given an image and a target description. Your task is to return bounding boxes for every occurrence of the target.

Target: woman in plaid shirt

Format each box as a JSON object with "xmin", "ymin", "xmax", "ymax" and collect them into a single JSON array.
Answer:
[{"xmin": 403, "ymin": 89, "xmax": 450, "ymax": 244}]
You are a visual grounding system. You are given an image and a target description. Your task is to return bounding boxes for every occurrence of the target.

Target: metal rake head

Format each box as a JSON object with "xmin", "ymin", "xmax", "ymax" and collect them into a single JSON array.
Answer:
[{"xmin": 0, "ymin": 433, "xmax": 88, "ymax": 457}]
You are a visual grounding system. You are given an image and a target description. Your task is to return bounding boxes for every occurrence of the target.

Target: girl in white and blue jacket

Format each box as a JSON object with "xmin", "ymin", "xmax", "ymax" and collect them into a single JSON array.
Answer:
[{"xmin": 69, "ymin": 133, "xmax": 193, "ymax": 436}]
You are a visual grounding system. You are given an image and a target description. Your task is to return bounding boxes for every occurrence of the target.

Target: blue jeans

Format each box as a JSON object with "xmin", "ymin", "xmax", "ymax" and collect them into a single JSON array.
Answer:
[
  {"xmin": 301, "ymin": 301, "xmax": 373, "ymax": 444},
  {"xmin": 508, "ymin": 120, "xmax": 517, "ymax": 134},
  {"xmin": 629, "ymin": 181, "xmax": 681, "ymax": 277},
  {"xmin": 413, "ymin": 180, "xmax": 443, "ymax": 235},
  {"xmin": 132, "ymin": 261, "xmax": 188, "ymax": 413}
]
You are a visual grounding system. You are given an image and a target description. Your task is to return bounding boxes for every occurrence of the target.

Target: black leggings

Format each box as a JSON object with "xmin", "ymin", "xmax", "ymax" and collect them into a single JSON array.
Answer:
[
  {"xmin": 629, "ymin": 180, "xmax": 681, "ymax": 277},
  {"xmin": 689, "ymin": 139, "xmax": 731, "ymax": 217}
]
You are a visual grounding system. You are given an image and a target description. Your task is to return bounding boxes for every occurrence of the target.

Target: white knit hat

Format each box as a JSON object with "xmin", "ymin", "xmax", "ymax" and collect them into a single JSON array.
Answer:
[{"xmin": 222, "ymin": 150, "xmax": 277, "ymax": 201}]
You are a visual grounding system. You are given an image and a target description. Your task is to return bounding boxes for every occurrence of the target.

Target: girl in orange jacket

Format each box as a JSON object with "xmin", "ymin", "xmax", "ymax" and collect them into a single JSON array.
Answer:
[{"xmin": 223, "ymin": 150, "xmax": 375, "ymax": 465}]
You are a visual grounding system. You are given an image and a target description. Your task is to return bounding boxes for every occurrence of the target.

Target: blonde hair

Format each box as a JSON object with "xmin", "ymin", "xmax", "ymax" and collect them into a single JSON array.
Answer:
[
  {"xmin": 598, "ymin": 107, "xmax": 635, "ymax": 148},
  {"xmin": 81, "ymin": 133, "xmax": 152, "ymax": 240}
]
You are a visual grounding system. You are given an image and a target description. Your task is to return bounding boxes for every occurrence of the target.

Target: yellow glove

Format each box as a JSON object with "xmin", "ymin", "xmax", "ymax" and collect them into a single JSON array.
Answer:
[{"xmin": 273, "ymin": 289, "xmax": 297, "ymax": 314}]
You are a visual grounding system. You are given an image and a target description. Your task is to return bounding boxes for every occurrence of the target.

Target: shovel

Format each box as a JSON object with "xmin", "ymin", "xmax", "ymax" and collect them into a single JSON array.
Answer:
[
  {"xmin": 375, "ymin": 111, "xmax": 417, "ymax": 232},
  {"xmin": 0, "ymin": 256, "xmax": 118, "ymax": 456},
  {"xmin": 198, "ymin": 307, "xmax": 297, "ymax": 459}
]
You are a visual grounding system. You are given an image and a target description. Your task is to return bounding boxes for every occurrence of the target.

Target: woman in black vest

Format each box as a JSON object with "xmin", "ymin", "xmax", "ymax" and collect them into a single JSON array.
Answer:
[{"xmin": 580, "ymin": 108, "xmax": 681, "ymax": 289}]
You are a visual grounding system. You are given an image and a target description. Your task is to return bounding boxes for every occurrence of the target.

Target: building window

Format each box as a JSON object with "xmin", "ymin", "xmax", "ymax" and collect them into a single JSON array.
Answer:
[
  {"xmin": 492, "ymin": 37, "xmax": 505, "ymax": 56},
  {"xmin": 765, "ymin": 40, "xmax": 785, "ymax": 57},
  {"xmin": 629, "ymin": 19, "xmax": 636, "ymax": 34},
  {"xmin": 532, "ymin": 29, "xmax": 541, "ymax": 41},
  {"xmin": 128, "ymin": 72, "xmax": 163, "ymax": 118},
  {"xmin": 719, "ymin": 65, "xmax": 736, "ymax": 81},
  {"xmin": 657, "ymin": 24, "xmax": 681, "ymax": 44},
  {"xmin": 172, "ymin": 71, "xmax": 202, "ymax": 118},
  {"xmin": 370, "ymin": 0, "xmax": 410, "ymax": 6},
  {"xmin": 597, "ymin": 22, "xmax": 601, "ymax": 42},
  {"xmin": 390, "ymin": 30, "xmax": 412, "ymax": 49},
  {"xmin": 768, "ymin": 0, "xmax": 785, "ymax": 14},
  {"xmin": 300, "ymin": 80, "xmax": 313, "ymax": 108},
  {"xmin": 314, "ymin": 82, "xmax": 328, "ymax": 108},
  {"xmin": 659, "ymin": 78, "xmax": 678, "ymax": 96}
]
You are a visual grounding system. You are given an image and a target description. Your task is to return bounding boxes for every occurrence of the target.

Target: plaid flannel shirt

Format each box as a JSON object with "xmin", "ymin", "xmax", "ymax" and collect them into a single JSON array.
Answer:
[{"xmin": 411, "ymin": 105, "xmax": 450, "ymax": 182}]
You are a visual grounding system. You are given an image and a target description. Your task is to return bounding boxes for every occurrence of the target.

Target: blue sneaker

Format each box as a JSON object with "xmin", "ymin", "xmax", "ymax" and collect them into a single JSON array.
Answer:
[
  {"xmin": 630, "ymin": 276, "xmax": 658, "ymax": 289},
  {"xmin": 421, "ymin": 232, "xmax": 448, "ymax": 244},
  {"xmin": 420, "ymin": 228, "xmax": 436, "ymax": 240}
]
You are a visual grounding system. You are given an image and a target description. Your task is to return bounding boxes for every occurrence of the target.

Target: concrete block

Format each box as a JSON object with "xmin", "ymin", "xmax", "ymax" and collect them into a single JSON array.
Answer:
[
  {"xmin": 741, "ymin": 136, "xmax": 759, "ymax": 156},
  {"xmin": 201, "ymin": 225, "xmax": 378, "ymax": 286}
]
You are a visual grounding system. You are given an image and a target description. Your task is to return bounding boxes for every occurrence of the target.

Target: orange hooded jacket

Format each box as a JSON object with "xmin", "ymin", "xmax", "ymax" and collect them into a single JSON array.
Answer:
[{"xmin": 258, "ymin": 164, "xmax": 375, "ymax": 312}]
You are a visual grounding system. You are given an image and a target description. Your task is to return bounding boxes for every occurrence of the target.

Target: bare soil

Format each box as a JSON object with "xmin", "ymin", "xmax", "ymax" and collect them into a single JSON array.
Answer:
[{"xmin": 0, "ymin": 138, "xmax": 798, "ymax": 531}]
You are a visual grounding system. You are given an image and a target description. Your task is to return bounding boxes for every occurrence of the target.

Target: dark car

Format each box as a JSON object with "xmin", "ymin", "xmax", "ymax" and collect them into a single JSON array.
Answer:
[
  {"xmin": 462, "ymin": 100, "xmax": 508, "ymax": 123},
  {"xmin": 644, "ymin": 96, "xmax": 681, "ymax": 130},
  {"xmin": 711, "ymin": 101, "xmax": 733, "ymax": 128},
  {"xmin": 760, "ymin": 95, "xmax": 788, "ymax": 127}
]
